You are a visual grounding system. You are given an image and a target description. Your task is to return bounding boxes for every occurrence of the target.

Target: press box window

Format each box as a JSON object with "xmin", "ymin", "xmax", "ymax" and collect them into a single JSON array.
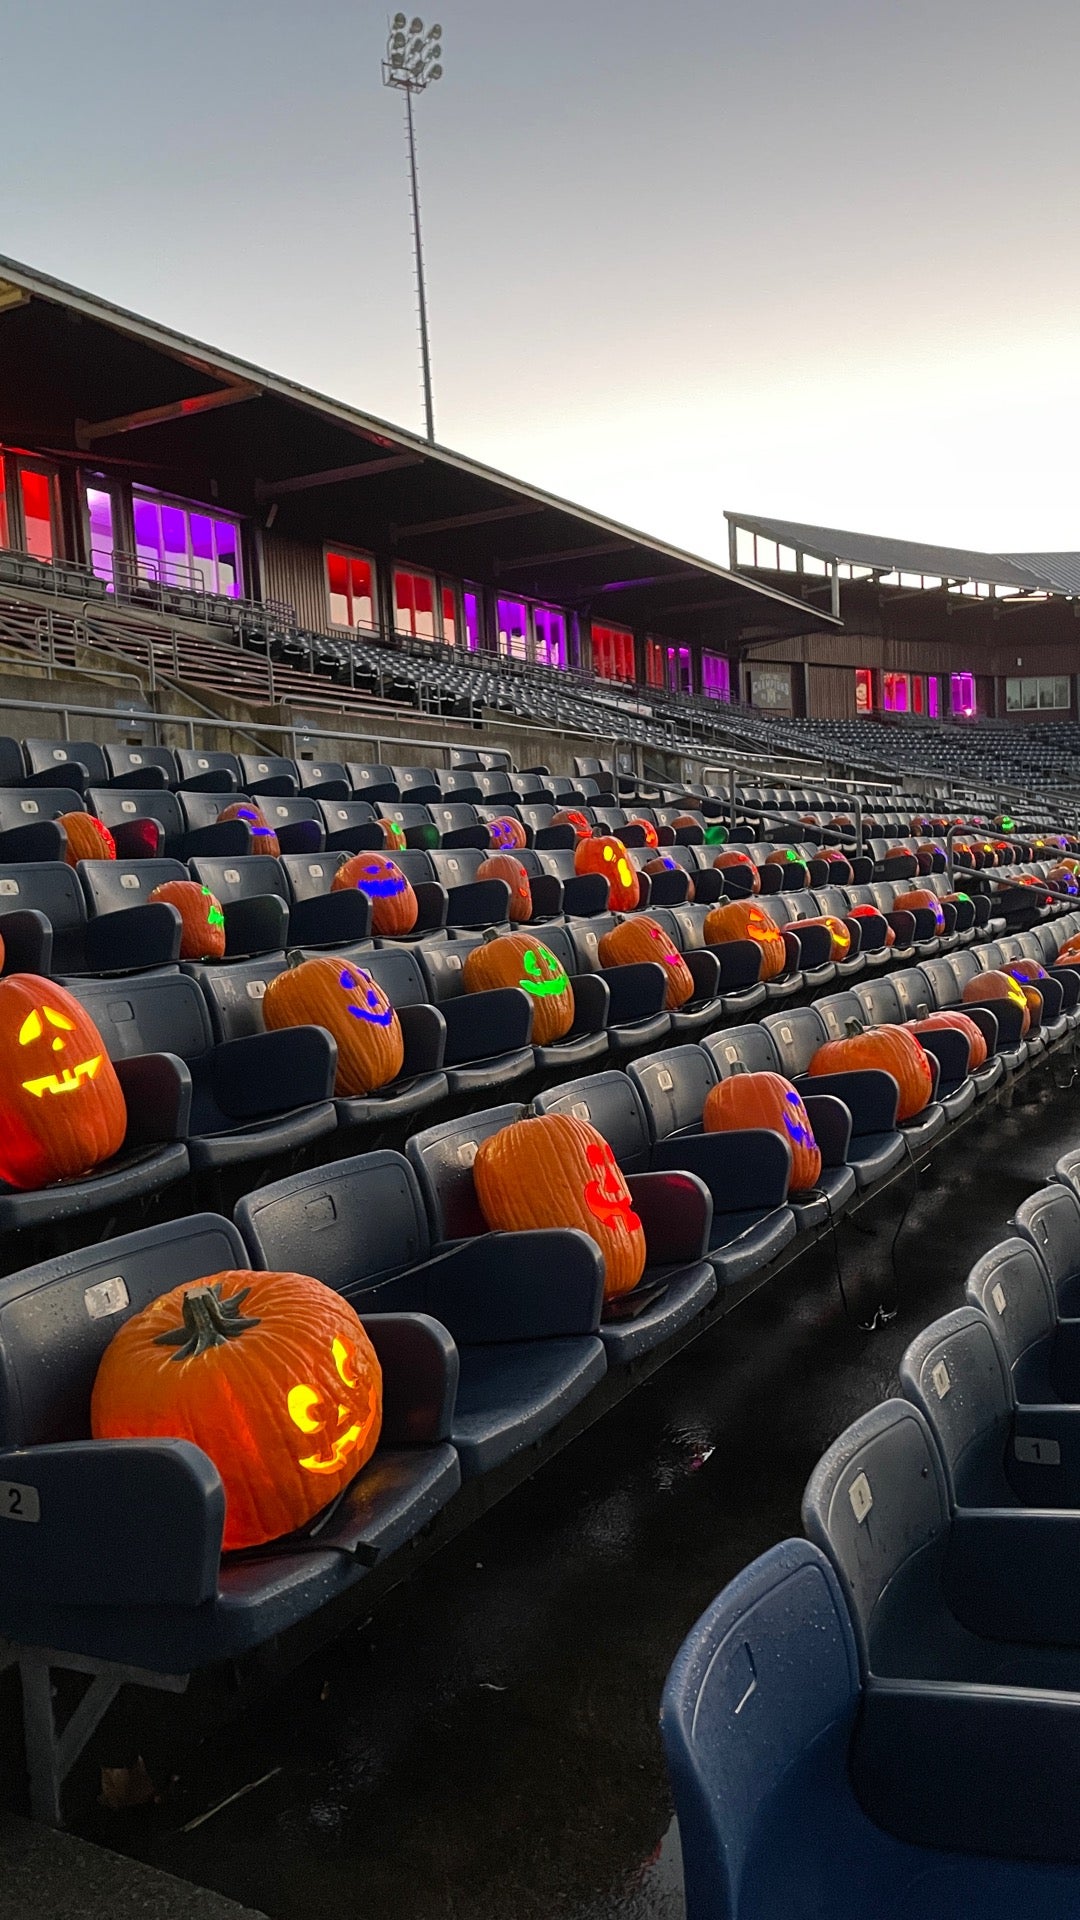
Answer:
[{"xmin": 326, "ymin": 551, "xmax": 376, "ymax": 630}]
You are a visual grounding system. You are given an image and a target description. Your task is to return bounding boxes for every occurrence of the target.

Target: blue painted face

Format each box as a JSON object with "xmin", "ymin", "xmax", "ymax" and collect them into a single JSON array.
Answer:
[
  {"xmin": 783, "ymin": 1089, "xmax": 815, "ymax": 1150},
  {"xmin": 354, "ymin": 859, "xmax": 408, "ymax": 899},
  {"xmin": 234, "ymin": 807, "xmax": 275, "ymax": 840},
  {"xmin": 339, "ymin": 966, "xmax": 394, "ymax": 1027}
]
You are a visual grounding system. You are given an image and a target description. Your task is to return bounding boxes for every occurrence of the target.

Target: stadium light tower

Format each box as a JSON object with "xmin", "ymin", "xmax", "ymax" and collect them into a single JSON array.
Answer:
[{"xmin": 383, "ymin": 15, "xmax": 443, "ymax": 445}]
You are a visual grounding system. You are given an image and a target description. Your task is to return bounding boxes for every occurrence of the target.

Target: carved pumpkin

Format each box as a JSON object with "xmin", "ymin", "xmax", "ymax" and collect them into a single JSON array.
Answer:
[
  {"xmin": 574, "ymin": 835, "xmax": 640, "ymax": 912},
  {"xmin": 0, "ymin": 975, "xmax": 126, "ymax": 1190},
  {"xmin": 963, "ymin": 969, "xmax": 1031, "ymax": 1035},
  {"xmin": 765, "ymin": 849, "xmax": 808, "ymax": 880},
  {"xmin": 713, "ymin": 850, "xmax": 760, "ymax": 894},
  {"xmin": 703, "ymin": 1071, "xmax": 821, "ymax": 1191},
  {"xmin": 1057, "ymin": 935, "xmax": 1080, "ymax": 966},
  {"xmin": 332, "ymin": 852, "xmax": 418, "ymax": 936},
  {"xmin": 893, "ymin": 889, "xmax": 946, "ymax": 932},
  {"xmin": 148, "ymin": 880, "xmax": 227, "ymax": 961},
  {"xmin": 1048, "ymin": 865, "xmax": 1079, "ymax": 896},
  {"xmin": 473, "ymin": 1113, "xmax": 645, "ymax": 1299},
  {"xmin": 263, "ymin": 953, "xmax": 404, "ymax": 1096},
  {"xmin": 849, "ymin": 903, "xmax": 894, "ymax": 947},
  {"xmin": 784, "ymin": 914, "xmax": 851, "ymax": 961},
  {"xmin": 1001, "ymin": 962, "xmax": 1047, "ymax": 1030},
  {"xmin": 91, "ymin": 1268, "xmax": 382, "ymax": 1550},
  {"xmin": 671, "ymin": 813, "xmax": 702, "ymax": 836},
  {"xmin": 488, "ymin": 815, "xmax": 528, "ymax": 851},
  {"xmin": 703, "ymin": 900, "xmax": 786, "ymax": 980},
  {"xmin": 909, "ymin": 1011, "xmax": 988, "ymax": 1071},
  {"xmin": 643, "ymin": 853, "xmax": 695, "ymax": 900},
  {"xmin": 552, "ymin": 809, "xmax": 592, "ymax": 842},
  {"xmin": 59, "ymin": 812, "xmax": 115, "ymax": 866},
  {"xmin": 476, "ymin": 853, "xmax": 532, "ymax": 922},
  {"xmin": 461, "ymin": 930, "xmax": 573, "ymax": 1045},
  {"xmin": 821, "ymin": 851, "xmax": 854, "ymax": 883},
  {"xmin": 378, "ymin": 818, "xmax": 407, "ymax": 852},
  {"xmin": 217, "ymin": 802, "xmax": 281, "ymax": 857},
  {"xmin": 808, "ymin": 1024, "xmax": 933, "ymax": 1121},
  {"xmin": 627, "ymin": 818, "xmax": 659, "ymax": 847},
  {"xmin": 597, "ymin": 915, "xmax": 695, "ymax": 1009}
]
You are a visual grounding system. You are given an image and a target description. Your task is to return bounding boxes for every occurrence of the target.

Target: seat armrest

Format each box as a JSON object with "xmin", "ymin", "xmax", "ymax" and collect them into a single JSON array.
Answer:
[
  {"xmin": 397, "ymin": 1000, "xmax": 447, "ymax": 1075},
  {"xmin": 210, "ymin": 1026, "xmax": 337, "ymax": 1117},
  {"xmin": 625, "ymin": 1170, "xmax": 713, "ymax": 1262},
  {"xmin": 84, "ymin": 901, "xmax": 182, "ymax": 973},
  {"xmin": 781, "ymin": 929, "xmax": 803, "ymax": 974},
  {"xmin": 223, "ymin": 892, "xmax": 290, "ymax": 957},
  {"xmin": 114, "ymin": 1050, "xmax": 192, "ymax": 1144},
  {"xmin": 362, "ymin": 1312, "xmax": 459, "ymax": 1445},
  {"xmin": 795, "ymin": 1068, "xmax": 900, "ymax": 1134},
  {"xmin": 801, "ymin": 1093, "xmax": 853, "ymax": 1168},
  {"xmin": 945, "ymin": 1507, "xmax": 1080, "ymax": 1642},
  {"xmin": 0, "ymin": 1440, "xmax": 223, "ymax": 1607},
  {"xmin": 0, "ymin": 907, "xmax": 52, "ymax": 975},
  {"xmin": 439, "ymin": 986, "xmax": 533, "ymax": 1064},
  {"xmin": 289, "ymin": 889, "xmax": 372, "ymax": 947},
  {"xmin": 651, "ymin": 1128, "xmax": 791, "ymax": 1209},
  {"xmin": 602, "ymin": 960, "xmax": 668, "ymax": 1022}
]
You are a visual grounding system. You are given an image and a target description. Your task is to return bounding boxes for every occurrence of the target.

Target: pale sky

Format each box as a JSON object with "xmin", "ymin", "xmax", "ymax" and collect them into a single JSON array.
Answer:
[{"xmin": 3, "ymin": 0, "xmax": 1079, "ymax": 560}]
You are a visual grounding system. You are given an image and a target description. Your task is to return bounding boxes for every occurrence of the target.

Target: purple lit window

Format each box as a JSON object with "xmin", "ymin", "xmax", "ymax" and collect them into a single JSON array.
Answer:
[
  {"xmin": 533, "ymin": 605, "xmax": 566, "ymax": 669},
  {"xmin": 464, "ymin": 589, "xmax": 482, "ymax": 652},
  {"xmin": 951, "ymin": 671, "xmax": 975, "ymax": 717},
  {"xmin": 883, "ymin": 672, "xmax": 909, "ymax": 712},
  {"xmin": 667, "ymin": 645, "xmax": 692, "ymax": 695},
  {"xmin": 132, "ymin": 491, "xmax": 243, "ymax": 598},
  {"xmin": 85, "ymin": 486, "xmax": 115, "ymax": 587},
  {"xmin": 701, "ymin": 652, "xmax": 730, "ymax": 701},
  {"xmin": 928, "ymin": 676, "xmax": 940, "ymax": 718},
  {"xmin": 497, "ymin": 597, "xmax": 529, "ymax": 661}
]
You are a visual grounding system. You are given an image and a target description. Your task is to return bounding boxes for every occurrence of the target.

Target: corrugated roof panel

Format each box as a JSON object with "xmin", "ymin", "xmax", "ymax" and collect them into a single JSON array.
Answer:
[{"xmin": 727, "ymin": 510, "xmax": 1075, "ymax": 594}]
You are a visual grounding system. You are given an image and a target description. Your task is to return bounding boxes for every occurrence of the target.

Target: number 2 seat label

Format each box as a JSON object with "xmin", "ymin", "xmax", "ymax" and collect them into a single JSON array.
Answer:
[{"xmin": 0, "ymin": 1481, "xmax": 40, "ymax": 1523}]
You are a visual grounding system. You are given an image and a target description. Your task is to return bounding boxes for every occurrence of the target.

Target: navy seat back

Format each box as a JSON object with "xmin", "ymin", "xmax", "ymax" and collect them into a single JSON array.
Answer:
[
  {"xmin": 279, "ymin": 851, "xmax": 348, "ymax": 902},
  {"xmin": 429, "ymin": 803, "xmax": 481, "ymax": 837},
  {"xmin": 762, "ymin": 1008, "xmax": 829, "ymax": 1078},
  {"xmin": 174, "ymin": 748, "xmax": 241, "ymax": 791},
  {"xmin": 89, "ymin": 786, "xmax": 184, "ymax": 843},
  {"xmin": 346, "ymin": 763, "xmax": 399, "ymax": 802},
  {"xmin": 476, "ymin": 771, "xmax": 514, "ymax": 801},
  {"xmin": 23, "ymin": 738, "xmax": 107, "ymax": 785},
  {"xmin": 378, "ymin": 808, "xmax": 436, "ymax": 835},
  {"xmin": 660, "ymin": 1538, "xmax": 860, "ymax": 1920},
  {"xmin": 238, "ymin": 753, "xmax": 299, "ymax": 796},
  {"xmin": 188, "ymin": 952, "xmax": 288, "ymax": 1041},
  {"xmin": 74, "ymin": 969, "xmax": 214, "ymax": 1063},
  {"xmin": 1014, "ymin": 1184, "xmax": 1080, "ymax": 1299},
  {"xmin": 426, "ymin": 849, "xmax": 487, "ymax": 889},
  {"xmin": 702, "ymin": 1025, "xmax": 785, "ymax": 1078},
  {"xmin": 898, "ymin": 1307, "xmax": 1013, "ymax": 1507},
  {"xmin": 0, "ymin": 862, "xmax": 89, "ymax": 971},
  {"xmin": 0, "ymin": 1215, "xmax": 248, "ymax": 1446},
  {"xmin": 0, "ymin": 787, "xmax": 83, "ymax": 832},
  {"xmin": 360, "ymin": 944, "xmax": 433, "ymax": 1009},
  {"xmin": 888, "ymin": 967, "xmax": 937, "ymax": 1022},
  {"xmin": 918, "ymin": 958, "xmax": 961, "ymax": 1009},
  {"xmin": 815, "ymin": 992, "xmax": 868, "ymax": 1043},
  {"xmin": 187, "ymin": 854, "xmax": 290, "ymax": 905},
  {"xmin": 407, "ymin": 1103, "xmax": 528, "ymax": 1241},
  {"xmin": 79, "ymin": 856, "xmax": 188, "ymax": 916},
  {"xmin": 802, "ymin": 1399, "xmax": 950, "ymax": 1671},
  {"xmin": 629, "ymin": 1045, "xmax": 718, "ymax": 1140},
  {"xmin": 651, "ymin": 903, "xmax": 710, "ymax": 952},
  {"xmin": 391, "ymin": 766, "xmax": 440, "ymax": 802},
  {"xmin": 236, "ymin": 1151, "xmax": 431, "ymax": 1304},
  {"xmin": 104, "ymin": 744, "xmax": 176, "ymax": 787},
  {"xmin": 417, "ymin": 940, "xmax": 473, "ymax": 1002},
  {"xmin": 853, "ymin": 977, "xmax": 904, "ymax": 1027},
  {"xmin": 965, "ymin": 1238, "xmax": 1057, "ymax": 1384},
  {"xmin": 295, "ymin": 760, "xmax": 350, "ymax": 798},
  {"xmin": 176, "ymin": 789, "xmax": 251, "ymax": 835},
  {"xmin": 437, "ymin": 771, "xmax": 484, "ymax": 802},
  {"xmin": 533, "ymin": 1071, "xmax": 652, "ymax": 1172}
]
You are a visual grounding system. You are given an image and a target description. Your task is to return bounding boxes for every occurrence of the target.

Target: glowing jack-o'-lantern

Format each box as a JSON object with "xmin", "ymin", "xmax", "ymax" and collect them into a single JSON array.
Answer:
[
  {"xmin": 848, "ymin": 903, "xmax": 894, "ymax": 947},
  {"xmin": 461, "ymin": 930, "xmax": 574, "ymax": 1045},
  {"xmin": 476, "ymin": 853, "xmax": 532, "ymax": 922},
  {"xmin": 963, "ymin": 969, "xmax": 1031, "ymax": 1035},
  {"xmin": 894, "ymin": 889, "xmax": 946, "ymax": 933},
  {"xmin": 783, "ymin": 914, "xmax": 852, "ymax": 962},
  {"xmin": 0, "ymin": 975, "xmax": 126, "ymax": 1190},
  {"xmin": 598, "ymin": 915, "xmax": 695, "ymax": 1009},
  {"xmin": 551, "ymin": 809, "xmax": 592, "ymax": 843},
  {"xmin": 90, "ymin": 1268, "xmax": 383, "ymax": 1549},
  {"xmin": 332, "ymin": 852, "xmax": 418, "ymax": 936},
  {"xmin": 148, "ymin": 880, "xmax": 227, "ymax": 960},
  {"xmin": 59, "ymin": 812, "xmax": 116, "ymax": 867},
  {"xmin": 263, "ymin": 953, "xmax": 404, "ymax": 1096},
  {"xmin": 703, "ymin": 1071, "xmax": 821, "ymax": 1192},
  {"xmin": 217, "ymin": 802, "xmax": 281, "ymax": 857},
  {"xmin": 713, "ymin": 850, "xmax": 760, "ymax": 894},
  {"xmin": 908, "ymin": 1011, "xmax": 988, "ymax": 1071},
  {"xmin": 1048, "ymin": 865, "xmax": 1079, "ymax": 896},
  {"xmin": 644, "ymin": 853, "xmax": 695, "ymax": 900},
  {"xmin": 626, "ymin": 818, "xmax": 659, "ymax": 847},
  {"xmin": 702, "ymin": 900, "xmax": 786, "ymax": 979},
  {"xmin": 473, "ymin": 1112, "xmax": 645, "ymax": 1299},
  {"xmin": 574, "ymin": 835, "xmax": 640, "ymax": 911},
  {"xmin": 488, "ymin": 815, "xmax": 528, "ymax": 851}
]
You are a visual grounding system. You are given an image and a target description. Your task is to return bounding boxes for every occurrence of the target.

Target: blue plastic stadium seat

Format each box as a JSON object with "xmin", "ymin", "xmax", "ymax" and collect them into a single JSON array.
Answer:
[
  {"xmin": 447, "ymin": 931, "xmax": 610, "ymax": 1073},
  {"xmin": 346, "ymin": 763, "xmax": 399, "ymax": 803},
  {"xmin": 22, "ymin": 739, "xmax": 108, "ymax": 792},
  {"xmin": 103, "ymin": 744, "xmax": 176, "ymax": 789},
  {"xmin": 763, "ymin": 1007, "xmax": 907, "ymax": 1188},
  {"xmin": 550, "ymin": 915, "xmax": 671, "ymax": 1056},
  {"xmin": 661, "ymin": 1536, "xmax": 1080, "ymax": 1920},
  {"xmin": 0, "ymin": 787, "xmax": 79, "ymax": 861},
  {"xmin": 0, "ymin": 859, "xmax": 181, "ymax": 976},
  {"xmin": 1014, "ymin": 1182, "xmax": 1080, "ymax": 1315},
  {"xmin": 238, "ymin": 753, "xmax": 300, "ymax": 797},
  {"xmin": 236, "ymin": 1150, "xmax": 607, "ymax": 1479},
  {"xmin": 415, "ymin": 943, "xmax": 534, "ymax": 1094},
  {"xmin": 815, "ymin": 990, "xmax": 949, "ymax": 1147},
  {"xmin": 173, "ymin": 748, "xmax": 242, "ymax": 793},
  {"xmin": 967, "ymin": 1235, "xmax": 1080, "ymax": 1410}
]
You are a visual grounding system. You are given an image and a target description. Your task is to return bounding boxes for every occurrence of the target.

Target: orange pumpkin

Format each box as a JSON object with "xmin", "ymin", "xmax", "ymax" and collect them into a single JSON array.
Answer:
[
  {"xmin": 1058, "ymin": 935, "xmax": 1080, "ymax": 966},
  {"xmin": 461, "ymin": 931, "xmax": 574, "ymax": 1045},
  {"xmin": 808, "ymin": 1025, "xmax": 933, "ymax": 1121},
  {"xmin": 702, "ymin": 1071, "xmax": 821, "ymax": 1191},
  {"xmin": 59, "ymin": 812, "xmax": 116, "ymax": 866},
  {"xmin": 488, "ymin": 815, "xmax": 528, "ymax": 851},
  {"xmin": 963, "ymin": 969, "xmax": 1030, "ymax": 1035},
  {"xmin": 626, "ymin": 818, "xmax": 659, "ymax": 848},
  {"xmin": 703, "ymin": 900, "xmax": 786, "ymax": 980},
  {"xmin": 785, "ymin": 914, "xmax": 851, "ymax": 962},
  {"xmin": 644, "ymin": 853, "xmax": 695, "ymax": 899},
  {"xmin": 217, "ymin": 802, "xmax": 280, "ymax": 857},
  {"xmin": 148, "ymin": 880, "xmax": 227, "ymax": 961},
  {"xmin": 1048, "ymin": 865, "xmax": 1079, "ymax": 896},
  {"xmin": 476, "ymin": 853, "xmax": 532, "ymax": 922},
  {"xmin": 378, "ymin": 818, "xmax": 407, "ymax": 852},
  {"xmin": 0, "ymin": 975, "xmax": 126, "ymax": 1190},
  {"xmin": 909, "ymin": 1011, "xmax": 988, "ymax": 1071},
  {"xmin": 263, "ymin": 953, "xmax": 404, "ymax": 1096},
  {"xmin": 713, "ymin": 850, "xmax": 760, "ymax": 894},
  {"xmin": 849, "ymin": 903, "xmax": 894, "ymax": 948},
  {"xmin": 473, "ymin": 1113, "xmax": 645, "ymax": 1299},
  {"xmin": 574, "ymin": 835, "xmax": 640, "ymax": 912},
  {"xmin": 552, "ymin": 809, "xmax": 592, "ymax": 842},
  {"xmin": 1005, "ymin": 958, "xmax": 1049, "ymax": 985},
  {"xmin": 332, "ymin": 852, "xmax": 418, "ymax": 936},
  {"xmin": 671, "ymin": 813, "xmax": 702, "ymax": 835},
  {"xmin": 597, "ymin": 915, "xmax": 695, "ymax": 1009},
  {"xmin": 893, "ymin": 889, "xmax": 946, "ymax": 932},
  {"xmin": 91, "ymin": 1268, "xmax": 382, "ymax": 1550}
]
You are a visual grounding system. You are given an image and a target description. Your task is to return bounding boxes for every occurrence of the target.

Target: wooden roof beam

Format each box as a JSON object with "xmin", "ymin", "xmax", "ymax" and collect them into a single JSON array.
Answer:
[
  {"xmin": 254, "ymin": 453, "xmax": 423, "ymax": 500},
  {"xmin": 391, "ymin": 502, "xmax": 548, "ymax": 539},
  {"xmin": 76, "ymin": 380, "xmax": 260, "ymax": 447},
  {"xmin": 495, "ymin": 540, "xmax": 627, "ymax": 575}
]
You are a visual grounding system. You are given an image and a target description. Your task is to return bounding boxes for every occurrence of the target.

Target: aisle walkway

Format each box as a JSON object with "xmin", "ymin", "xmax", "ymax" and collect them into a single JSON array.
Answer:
[{"xmin": 80, "ymin": 1077, "xmax": 1080, "ymax": 1920}]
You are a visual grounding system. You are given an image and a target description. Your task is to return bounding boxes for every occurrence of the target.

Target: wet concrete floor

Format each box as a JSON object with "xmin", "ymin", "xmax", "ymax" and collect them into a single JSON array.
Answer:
[{"xmin": 83, "ymin": 1076, "xmax": 1080, "ymax": 1920}]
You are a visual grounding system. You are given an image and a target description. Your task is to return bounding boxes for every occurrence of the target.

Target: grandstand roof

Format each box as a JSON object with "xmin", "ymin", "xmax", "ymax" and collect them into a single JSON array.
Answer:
[
  {"xmin": 0, "ymin": 254, "xmax": 839, "ymax": 642},
  {"xmin": 726, "ymin": 510, "xmax": 1080, "ymax": 597}
]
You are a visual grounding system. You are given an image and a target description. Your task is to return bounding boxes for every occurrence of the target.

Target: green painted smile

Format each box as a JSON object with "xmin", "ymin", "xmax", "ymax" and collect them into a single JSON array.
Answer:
[{"xmin": 519, "ymin": 947, "xmax": 567, "ymax": 998}]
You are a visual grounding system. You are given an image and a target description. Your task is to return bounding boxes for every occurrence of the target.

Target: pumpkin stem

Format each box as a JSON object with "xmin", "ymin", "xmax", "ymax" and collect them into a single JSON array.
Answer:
[
  {"xmin": 285, "ymin": 949, "xmax": 305, "ymax": 970},
  {"xmin": 154, "ymin": 1282, "xmax": 261, "ymax": 1359},
  {"xmin": 481, "ymin": 926, "xmax": 499, "ymax": 945}
]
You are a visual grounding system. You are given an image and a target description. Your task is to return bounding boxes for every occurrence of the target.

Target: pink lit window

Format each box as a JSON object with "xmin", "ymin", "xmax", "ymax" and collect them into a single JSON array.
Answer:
[
  {"xmin": 951, "ymin": 671, "xmax": 975, "ymax": 717},
  {"xmin": 497, "ymin": 597, "xmax": 530, "ymax": 660},
  {"xmin": 667, "ymin": 645, "xmax": 692, "ymax": 694},
  {"xmin": 645, "ymin": 639, "xmax": 664, "ymax": 688},
  {"xmin": 20, "ymin": 468, "xmax": 55, "ymax": 561},
  {"xmin": 928, "ymin": 676, "xmax": 940, "ymax": 718},
  {"xmin": 326, "ymin": 550, "xmax": 375, "ymax": 629},
  {"xmin": 883, "ymin": 672, "xmax": 909, "ymax": 712},
  {"xmin": 133, "ymin": 491, "xmax": 243, "ymax": 597},
  {"xmin": 701, "ymin": 652, "xmax": 730, "ymax": 700},
  {"xmin": 912, "ymin": 675, "xmax": 924, "ymax": 715},
  {"xmin": 855, "ymin": 668, "xmax": 873, "ymax": 712},
  {"xmin": 463, "ymin": 589, "xmax": 482, "ymax": 652},
  {"xmin": 533, "ymin": 605, "xmax": 566, "ymax": 669}
]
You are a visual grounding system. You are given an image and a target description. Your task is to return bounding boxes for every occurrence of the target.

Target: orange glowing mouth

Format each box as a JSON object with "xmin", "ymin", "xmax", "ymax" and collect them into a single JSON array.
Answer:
[{"xmin": 21, "ymin": 1056, "xmax": 102, "ymax": 1098}]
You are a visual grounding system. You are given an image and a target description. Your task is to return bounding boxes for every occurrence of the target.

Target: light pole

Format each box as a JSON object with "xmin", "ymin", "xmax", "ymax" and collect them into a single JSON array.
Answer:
[{"xmin": 383, "ymin": 15, "xmax": 443, "ymax": 445}]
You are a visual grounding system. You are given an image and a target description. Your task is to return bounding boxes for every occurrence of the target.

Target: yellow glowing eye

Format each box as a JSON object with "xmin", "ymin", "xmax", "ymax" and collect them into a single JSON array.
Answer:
[
  {"xmin": 44, "ymin": 1008, "xmax": 75, "ymax": 1032},
  {"xmin": 287, "ymin": 1384, "xmax": 322, "ymax": 1433},
  {"xmin": 332, "ymin": 1336, "xmax": 358, "ymax": 1387},
  {"xmin": 18, "ymin": 1011, "xmax": 42, "ymax": 1046},
  {"xmin": 603, "ymin": 846, "xmax": 614, "ymax": 861}
]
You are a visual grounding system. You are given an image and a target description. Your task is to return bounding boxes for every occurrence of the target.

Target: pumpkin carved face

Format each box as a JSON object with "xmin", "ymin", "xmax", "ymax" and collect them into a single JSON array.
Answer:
[
  {"xmin": 476, "ymin": 853, "xmax": 532, "ymax": 922},
  {"xmin": 473, "ymin": 1113, "xmax": 645, "ymax": 1299},
  {"xmin": 574, "ymin": 836, "xmax": 640, "ymax": 911},
  {"xmin": 964, "ymin": 969, "xmax": 1030, "ymax": 1034},
  {"xmin": 552, "ymin": 810, "xmax": 592, "ymax": 842},
  {"xmin": 627, "ymin": 818, "xmax": 659, "ymax": 847},
  {"xmin": 488, "ymin": 815, "xmax": 528, "ymax": 851},
  {"xmin": 332, "ymin": 852, "xmax": 418, "ymax": 936},
  {"xmin": 59, "ymin": 812, "xmax": 116, "ymax": 867},
  {"xmin": 713, "ymin": 850, "xmax": 760, "ymax": 895},
  {"xmin": 703, "ymin": 900, "xmax": 786, "ymax": 979},
  {"xmin": 644, "ymin": 853, "xmax": 695, "ymax": 900},
  {"xmin": 217, "ymin": 802, "xmax": 281, "ymax": 858},
  {"xmin": 894, "ymin": 889, "xmax": 946, "ymax": 932},
  {"xmin": 703, "ymin": 1071, "xmax": 821, "ymax": 1192},
  {"xmin": 808, "ymin": 1024, "xmax": 933, "ymax": 1121},
  {"xmin": 90, "ymin": 1268, "xmax": 383, "ymax": 1550},
  {"xmin": 0, "ymin": 975, "xmax": 126, "ymax": 1190},
  {"xmin": 597, "ymin": 915, "xmax": 695, "ymax": 1009},
  {"xmin": 849, "ymin": 903, "xmax": 894, "ymax": 947},
  {"xmin": 263, "ymin": 954, "xmax": 404, "ymax": 1096},
  {"xmin": 1048, "ymin": 865, "xmax": 1079, "ymax": 896},
  {"xmin": 148, "ymin": 880, "xmax": 227, "ymax": 960},
  {"xmin": 461, "ymin": 932, "xmax": 574, "ymax": 1045}
]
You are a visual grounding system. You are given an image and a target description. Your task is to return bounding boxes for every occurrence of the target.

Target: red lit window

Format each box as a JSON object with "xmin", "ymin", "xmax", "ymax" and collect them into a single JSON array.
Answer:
[
  {"xmin": 644, "ymin": 639, "xmax": 665, "ymax": 688},
  {"xmin": 441, "ymin": 585, "xmax": 458, "ymax": 646},
  {"xmin": 855, "ymin": 668, "xmax": 873, "ymax": 713},
  {"xmin": 326, "ymin": 550, "xmax": 375, "ymax": 630},
  {"xmin": 394, "ymin": 567, "xmax": 436, "ymax": 640},
  {"xmin": 592, "ymin": 622, "xmax": 634, "ymax": 681},
  {"xmin": 912, "ymin": 675, "xmax": 924, "ymax": 715}
]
